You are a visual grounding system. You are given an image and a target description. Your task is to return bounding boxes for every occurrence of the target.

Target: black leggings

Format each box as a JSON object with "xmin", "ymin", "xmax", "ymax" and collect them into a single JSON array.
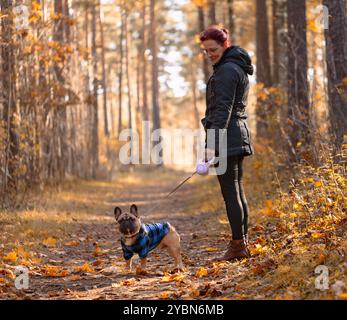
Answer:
[{"xmin": 216, "ymin": 156, "xmax": 249, "ymax": 240}]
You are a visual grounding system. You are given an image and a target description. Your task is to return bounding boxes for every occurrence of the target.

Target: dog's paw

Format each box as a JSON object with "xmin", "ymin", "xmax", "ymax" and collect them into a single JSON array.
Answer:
[
  {"xmin": 135, "ymin": 267, "xmax": 148, "ymax": 276},
  {"xmin": 170, "ymin": 266, "xmax": 186, "ymax": 274}
]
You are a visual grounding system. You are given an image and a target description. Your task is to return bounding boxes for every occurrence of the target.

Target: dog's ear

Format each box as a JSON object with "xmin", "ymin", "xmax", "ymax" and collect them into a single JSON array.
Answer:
[
  {"xmin": 130, "ymin": 204, "xmax": 138, "ymax": 217},
  {"xmin": 114, "ymin": 207, "xmax": 122, "ymax": 221}
]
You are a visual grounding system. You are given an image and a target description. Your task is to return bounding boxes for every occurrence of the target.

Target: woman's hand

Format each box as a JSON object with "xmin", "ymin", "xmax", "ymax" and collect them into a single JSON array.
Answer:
[{"xmin": 204, "ymin": 148, "xmax": 215, "ymax": 162}]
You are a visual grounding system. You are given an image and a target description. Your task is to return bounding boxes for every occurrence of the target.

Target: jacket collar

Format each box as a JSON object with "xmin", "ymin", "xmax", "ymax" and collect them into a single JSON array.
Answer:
[{"xmin": 213, "ymin": 46, "xmax": 234, "ymax": 70}]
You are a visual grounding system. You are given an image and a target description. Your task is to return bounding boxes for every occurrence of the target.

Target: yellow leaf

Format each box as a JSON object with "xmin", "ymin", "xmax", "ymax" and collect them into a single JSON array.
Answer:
[
  {"xmin": 315, "ymin": 181, "xmax": 322, "ymax": 188},
  {"xmin": 43, "ymin": 237, "xmax": 57, "ymax": 247},
  {"xmin": 205, "ymin": 247, "xmax": 219, "ymax": 252},
  {"xmin": 162, "ymin": 273, "xmax": 187, "ymax": 282},
  {"xmin": 64, "ymin": 241, "xmax": 80, "ymax": 246},
  {"xmin": 307, "ymin": 20, "xmax": 319, "ymax": 32},
  {"xmin": 159, "ymin": 292, "xmax": 170, "ymax": 299},
  {"xmin": 3, "ymin": 251, "xmax": 17, "ymax": 262},
  {"xmin": 74, "ymin": 263, "xmax": 94, "ymax": 273},
  {"xmin": 68, "ymin": 275, "xmax": 81, "ymax": 281},
  {"xmin": 32, "ymin": 2, "xmax": 41, "ymax": 10},
  {"xmin": 311, "ymin": 232, "xmax": 324, "ymax": 239},
  {"xmin": 195, "ymin": 267, "xmax": 208, "ymax": 278},
  {"xmin": 44, "ymin": 265, "xmax": 69, "ymax": 277},
  {"xmin": 218, "ymin": 218, "xmax": 229, "ymax": 225},
  {"xmin": 17, "ymin": 246, "xmax": 31, "ymax": 259},
  {"xmin": 93, "ymin": 246, "xmax": 102, "ymax": 257},
  {"xmin": 338, "ymin": 293, "xmax": 347, "ymax": 299},
  {"xmin": 293, "ymin": 203, "xmax": 301, "ymax": 210},
  {"xmin": 250, "ymin": 244, "xmax": 269, "ymax": 255}
]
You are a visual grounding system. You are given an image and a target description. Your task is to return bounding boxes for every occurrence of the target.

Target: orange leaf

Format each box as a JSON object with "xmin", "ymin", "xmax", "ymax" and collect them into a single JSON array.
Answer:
[
  {"xmin": 311, "ymin": 232, "xmax": 324, "ymax": 239},
  {"xmin": 195, "ymin": 267, "xmax": 208, "ymax": 277},
  {"xmin": 121, "ymin": 279, "xmax": 136, "ymax": 286},
  {"xmin": 43, "ymin": 265, "xmax": 69, "ymax": 277},
  {"xmin": 162, "ymin": 273, "xmax": 187, "ymax": 283},
  {"xmin": 3, "ymin": 251, "xmax": 17, "ymax": 262},
  {"xmin": 64, "ymin": 241, "xmax": 80, "ymax": 246},
  {"xmin": 74, "ymin": 263, "xmax": 94, "ymax": 273},
  {"xmin": 205, "ymin": 247, "xmax": 218, "ymax": 252},
  {"xmin": 42, "ymin": 237, "xmax": 57, "ymax": 247},
  {"xmin": 159, "ymin": 292, "xmax": 170, "ymax": 299}
]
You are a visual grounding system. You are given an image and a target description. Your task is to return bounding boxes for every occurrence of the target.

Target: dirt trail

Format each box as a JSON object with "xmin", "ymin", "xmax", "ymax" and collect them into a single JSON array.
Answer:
[
  {"xmin": 5, "ymin": 170, "xmax": 244, "ymax": 300},
  {"xmin": 3, "ymin": 165, "xmax": 344, "ymax": 300}
]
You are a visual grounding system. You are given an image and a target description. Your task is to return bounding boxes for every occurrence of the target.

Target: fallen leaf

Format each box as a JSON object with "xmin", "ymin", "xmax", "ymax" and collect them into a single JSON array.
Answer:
[
  {"xmin": 74, "ymin": 263, "xmax": 94, "ymax": 273},
  {"xmin": 121, "ymin": 278, "xmax": 136, "ymax": 286},
  {"xmin": 47, "ymin": 291, "xmax": 60, "ymax": 297},
  {"xmin": 205, "ymin": 247, "xmax": 219, "ymax": 252},
  {"xmin": 162, "ymin": 273, "xmax": 187, "ymax": 282},
  {"xmin": 43, "ymin": 237, "xmax": 57, "ymax": 248},
  {"xmin": 159, "ymin": 292, "xmax": 170, "ymax": 299},
  {"xmin": 338, "ymin": 293, "xmax": 347, "ymax": 300},
  {"xmin": 3, "ymin": 251, "xmax": 17, "ymax": 262},
  {"xmin": 92, "ymin": 259, "xmax": 105, "ymax": 266},
  {"xmin": 195, "ymin": 267, "xmax": 208, "ymax": 278},
  {"xmin": 17, "ymin": 246, "xmax": 31, "ymax": 259},
  {"xmin": 311, "ymin": 232, "xmax": 324, "ymax": 239},
  {"xmin": 43, "ymin": 265, "xmax": 69, "ymax": 277},
  {"xmin": 64, "ymin": 241, "xmax": 80, "ymax": 246}
]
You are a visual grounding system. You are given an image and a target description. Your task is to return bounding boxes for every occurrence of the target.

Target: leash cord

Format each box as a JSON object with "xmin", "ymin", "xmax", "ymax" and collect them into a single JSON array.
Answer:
[{"xmin": 142, "ymin": 170, "xmax": 197, "ymax": 215}]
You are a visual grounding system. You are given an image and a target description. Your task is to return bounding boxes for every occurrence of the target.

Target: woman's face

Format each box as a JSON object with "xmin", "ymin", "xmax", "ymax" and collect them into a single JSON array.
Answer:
[{"xmin": 202, "ymin": 39, "xmax": 227, "ymax": 65}]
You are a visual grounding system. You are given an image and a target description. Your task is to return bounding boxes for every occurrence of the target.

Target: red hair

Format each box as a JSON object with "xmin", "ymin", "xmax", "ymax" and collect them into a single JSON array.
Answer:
[{"xmin": 199, "ymin": 25, "xmax": 230, "ymax": 47}]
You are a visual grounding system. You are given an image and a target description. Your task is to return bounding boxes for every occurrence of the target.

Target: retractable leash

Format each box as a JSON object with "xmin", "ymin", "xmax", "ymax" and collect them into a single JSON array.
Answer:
[{"xmin": 142, "ymin": 157, "xmax": 216, "ymax": 215}]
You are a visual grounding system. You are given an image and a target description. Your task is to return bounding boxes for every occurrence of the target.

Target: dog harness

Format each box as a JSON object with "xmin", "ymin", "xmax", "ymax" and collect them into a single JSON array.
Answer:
[{"xmin": 121, "ymin": 222, "xmax": 171, "ymax": 260}]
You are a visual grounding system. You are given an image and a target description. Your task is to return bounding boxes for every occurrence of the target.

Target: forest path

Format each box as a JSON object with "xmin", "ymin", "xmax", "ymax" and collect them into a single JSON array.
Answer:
[
  {"xmin": 1, "ymin": 168, "xmax": 248, "ymax": 300},
  {"xmin": 1, "ymin": 164, "xmax": 345, "ymax": 300}
]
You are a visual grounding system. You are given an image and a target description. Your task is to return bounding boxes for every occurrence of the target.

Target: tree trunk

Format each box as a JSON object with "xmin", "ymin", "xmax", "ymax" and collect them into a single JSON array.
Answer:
[
  {"xmin": 256, "ymin": 0, "xmax": 271, "ymax": 86},
  {"xmin": 83, "ymin": 3, "xmax": 93, "ymax": 178},
  {"xmin": 53, "ymin": 0, "xmax": 68, "ymax": 181},
  {"xmin": 150, "ymin": 0, "xmax": 162, "ymax": 164},
  {"xmin": 118, "ymin": 8, "xmax": 125, "ymax": 137},
  {"xmin": 141, "ymin": 1, "xmax": 149, "ymax": 122},
  {"xmin": 255, "ymin": 0, "xmax": 272, "ymax": 140},
  {"xmin": 208, "ymin": 0, "xmax": 216, "ymax": 25},
  {"xmin": 198, "ymin": 5, "xmax": 210, "ymax": 83},
  {"xmin": 98, "ymin": 2, "xmax": 109, "ymax": 137},
  {"xmin": 1, "ymin": 0, "xmax": 19, "ymax": 193},
  {"xmin": 227, "ymin": 0, "xmax": 235, "ymax": 43},
  {"xmin": 141, "ymin": 1, "xmax": 150, "ymax": 164},
  {"xmin": 91, "ymin": 4, "xmax": 99, "ymax": 178},
  {"xmin": 124, "ymin": 12, "xmax": 132, "ymax": 131},
  {"xmin": 287, "ymin": 0, "xmax": 311, "ymax": 162},
  {"xmin": 323, "ymin": 0, "xmax": 347, "ymax": 154}
]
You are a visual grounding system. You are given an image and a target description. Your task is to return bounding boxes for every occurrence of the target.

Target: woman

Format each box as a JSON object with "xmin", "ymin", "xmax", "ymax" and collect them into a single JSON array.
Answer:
[{"xmin": 200, "ymin": 25, "xmax": 254, "ymax": 261}]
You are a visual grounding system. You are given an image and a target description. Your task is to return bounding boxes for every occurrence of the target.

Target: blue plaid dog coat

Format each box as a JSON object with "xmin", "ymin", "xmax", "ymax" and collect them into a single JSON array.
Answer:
[{"xmin": 120, "ymin": 222, "xmax": 171, "ymax": 260}]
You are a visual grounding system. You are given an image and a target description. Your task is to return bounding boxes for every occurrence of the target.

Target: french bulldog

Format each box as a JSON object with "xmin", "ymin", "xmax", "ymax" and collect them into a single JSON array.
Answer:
[{"xmin": 114, "ymin": 204, "xmax": 184, "ymax": 274}]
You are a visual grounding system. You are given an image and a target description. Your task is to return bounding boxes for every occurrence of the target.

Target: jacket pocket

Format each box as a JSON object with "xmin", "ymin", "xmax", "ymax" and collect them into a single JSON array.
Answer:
[{"xmin": 239, "ymin": 120, "xmax": 251, "ymax": 146}]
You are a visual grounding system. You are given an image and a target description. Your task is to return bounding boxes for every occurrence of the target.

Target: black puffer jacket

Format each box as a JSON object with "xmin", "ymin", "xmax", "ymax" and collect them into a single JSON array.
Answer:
[{"xmin": 201, "ymin": 45, "xmax": 254, "ymax": 157}]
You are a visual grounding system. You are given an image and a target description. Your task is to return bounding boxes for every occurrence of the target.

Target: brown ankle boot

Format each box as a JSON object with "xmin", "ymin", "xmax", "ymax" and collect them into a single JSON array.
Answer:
[{"xmin": 218, "ymin": 239, "xmax": 250, "ymax": 261}]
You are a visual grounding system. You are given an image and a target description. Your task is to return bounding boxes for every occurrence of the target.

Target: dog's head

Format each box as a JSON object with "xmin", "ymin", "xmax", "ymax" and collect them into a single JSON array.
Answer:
[{"xmin": 114, "ymin": 204, "xmax": 142, "ymax": 240}]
